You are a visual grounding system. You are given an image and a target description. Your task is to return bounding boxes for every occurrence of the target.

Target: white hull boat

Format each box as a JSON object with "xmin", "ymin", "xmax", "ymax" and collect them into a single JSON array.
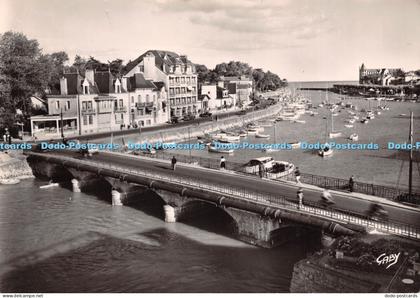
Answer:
[
  {"xmin": 319, "ymin": 144, "xmax": 333, "ymax": 157},
  {"xmin": 344, "ymin": 124, "xmax": 353, "ymax": 128},
  {"xmin": 349, "ymin": 133, "xmax": 359, "ymax": 141},
  {"xmin": 255, "ymin": 133, "xmax": 270, "ymax": 138},
  {"xmin": 329, "ymin": 131, "xmax": 342, "ymax": 138}
]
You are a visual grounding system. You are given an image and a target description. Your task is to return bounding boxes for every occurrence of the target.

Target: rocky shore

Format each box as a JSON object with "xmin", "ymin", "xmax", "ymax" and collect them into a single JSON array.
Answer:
[{"xmin": 0, "ymin": 151, "xmax": 34, "ymax": 184}]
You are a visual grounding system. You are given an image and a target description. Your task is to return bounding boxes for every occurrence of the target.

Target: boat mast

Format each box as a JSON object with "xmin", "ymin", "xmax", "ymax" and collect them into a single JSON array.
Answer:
[{"xmin": 409, "ymin": 111, "xmax": 413, "ymax": 198}]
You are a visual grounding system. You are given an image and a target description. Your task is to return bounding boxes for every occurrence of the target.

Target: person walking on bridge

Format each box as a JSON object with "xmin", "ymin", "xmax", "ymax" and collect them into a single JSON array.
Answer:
[
  {"xmin": 297, "ymin": 188, "xmax": 304, "ymax": 210},
  {"xmin": 349, "ymin": 175, "xmax": 354, "ymax": 192},
  {"xmin": 220, "ymin": 156, "xmax": 226, "ymax": 170},
  {"xmin": 171, "ymin": 156, "xmax": 177, "ymax": 171},
  {"xmin": 294, "ymin": 167, "xmax": 301, "ymax": 185}
]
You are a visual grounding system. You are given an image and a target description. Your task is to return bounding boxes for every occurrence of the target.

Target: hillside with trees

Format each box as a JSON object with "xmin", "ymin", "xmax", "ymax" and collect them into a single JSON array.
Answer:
[{"xmin": 195, "ymin": 61, "xmax": 287, "ymax": 91}]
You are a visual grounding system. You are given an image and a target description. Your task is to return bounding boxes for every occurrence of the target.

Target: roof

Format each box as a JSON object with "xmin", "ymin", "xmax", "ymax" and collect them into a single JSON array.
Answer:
[
  {"xmin": 199, "ymin": 94, "xmax": 211, "ymax": 101},
  {"xmin": 251, "ymin": 157, "xmax": 274, "ymax": 163},
  {"xmin": 64, "ymin": 73, "xmax": 84, "ymax": 95},
  {"xmin": 95, "ymin": 71, "xmax": 114, "ymax": 94},
  {"xmin": 153, "ymin": 81, "xmax": 165, "ymax": 91},
  {"xmin": 124, "ymin": 50, "xmax": 195, "ymax": 75},
  {"xmin": 128, "ymin": 73, "xmax": 156, "ymax": 91},
  {"xmin": 220, "ymin": 76, "xmax": 252, "ymax": 82}
]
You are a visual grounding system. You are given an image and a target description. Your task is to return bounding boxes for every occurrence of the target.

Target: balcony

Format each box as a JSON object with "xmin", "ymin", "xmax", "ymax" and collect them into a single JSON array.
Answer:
[
  {"xmin": 81, "ymin": 108, "xmax": 96, "ymax": 115},
  {"xmin": 114, "ymin": 106, "xmax": 127, "ymax": 113},
  {"xmin": 136, "ymin": 102, "xmax": 154, "ymax": 109}
]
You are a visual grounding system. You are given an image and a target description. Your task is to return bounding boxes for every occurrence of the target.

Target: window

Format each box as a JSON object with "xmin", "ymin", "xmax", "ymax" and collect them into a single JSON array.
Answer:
[
  {"xmin": 131, "ymin": 96, "xmax": 134, "ymax": 103},
  {"xmin": 153, "ymin": 95, "xmax": 156, "ymax": 102},
  {"xmin": 138, "ymin": 95, "xmax": 142, "ymax": 102},
  {"xmin": 82, "ymin": 102, "xmax": 87, "ymax": 110},
  {"xmin": 114, "ymin": 100, "xmax": 118, "ymax": 109},
  {"xmin": 181, "ymin": 77, "xmax": 185, "ymax": 84},
  {"xmin": 88, "ymin": 115, "xmax": 93, "ymax": 125},
  {"xmin": 66, "ymin": 101, "xmax": 70, "ymax": 110},
  {"xmin": 187, "ymin": 77, "xmax": 191, "ymax": 84},
  {"xmin": 119, "ymin": 99, "xmax": 123, "ymax": 107},
  {"xmin": 87, "ymin": 102, "xmax": 92, "ymax": 109},
  {"xmin": 146, "ymin": 94, "xmax": 149, "ymax": 102},
  {"xmin": 55, "ymin": 101, "xmax": 60, "ymax": 109},
  {"xmin": 83, "ymin": 115, "xmax": 87, "ymax": 125},
  {"xmin": 84, "ymin": 86, "xmax": 89, "ymax": 94}
]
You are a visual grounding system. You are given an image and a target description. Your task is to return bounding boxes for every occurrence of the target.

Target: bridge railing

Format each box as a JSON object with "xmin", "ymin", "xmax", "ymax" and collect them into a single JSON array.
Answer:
[
  {"xmin": 46, "ymin": 153, "xmax": 420, "ymax": 240},
  {"xmin": 148, "ymin": 151, "xmax": 420, "ymax": 203}
]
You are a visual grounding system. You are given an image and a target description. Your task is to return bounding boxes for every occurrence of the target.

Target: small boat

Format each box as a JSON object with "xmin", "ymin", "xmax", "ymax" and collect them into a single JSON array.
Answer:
[
  {"xmin": 400, "ymin": 113, "xmax": 407, "ymax": 116},
  {"xmin": 243, "ymin": 157, "xmax": 295, "ymax": 179},
  {"xmin": 255, "ymin": 133, "xmax": 270, "ymax": 138},
  {"xmin": 319, "ymin": 143, "xmax": 333, "ymax": 157},
  {"xmin": 329, "ymin": 131, "xmax": 342, "ymax": 138},
  {"xmin": 246, "ymin": 128, "xmax": 259, "ymax": 135},
  {"xmin": 40, "ymin": 182, "xmax": 59, "ymax": 189},
  {"xmin": 238, "ymin": 130, "xmax": 248, "ymax": 137},
  {"xmin": 353, "ymin": 115, "xmax": 360, "ymax": 120},
  {"xmin": 288, "ymin": 141, "xmax": 301, "ymax": 149},
  {"xmin": 349, "ymin": 133, "xmax": 359, "ymax": 141},
  {"xmin": 344, "ymin": 124, "xmax": 353, "ymax": 128},
  {"xmin": 293, "ymin": 120, "xmax": 306, "ymax": 124},
  {"xmin": 361, "ymin": 118, "xmax": 369, "ymax": 124},
  {"xmin": 346, "ymin": 118, "xmax": 355, "ymax": 124},
  {"xmin": 208, "ymin": 141, "xmax": 234, "ymax": 154}
]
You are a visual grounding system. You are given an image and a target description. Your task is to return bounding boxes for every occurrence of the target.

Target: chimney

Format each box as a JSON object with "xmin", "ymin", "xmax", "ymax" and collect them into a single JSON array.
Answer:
[
  {"xmin": 143, "ymin": 52, "xmax": 156, "ymax": 80},
  {"xmin": 85, "ymin": 69, "xmax": 95, "ymax": 85},
  {"xmin": 60, "ymin": 76, "xmax": 68, "ymax": 95}
]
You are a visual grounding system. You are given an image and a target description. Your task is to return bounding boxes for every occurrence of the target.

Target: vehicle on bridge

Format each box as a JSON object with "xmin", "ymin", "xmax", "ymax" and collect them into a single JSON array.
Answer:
[
  {"xmin": 367, "ymin": 203, "xmax": 389, "ymax": 221},
  {"xmin": 243, "ymin": 157, "xmax": 295, "ymax": 179}
]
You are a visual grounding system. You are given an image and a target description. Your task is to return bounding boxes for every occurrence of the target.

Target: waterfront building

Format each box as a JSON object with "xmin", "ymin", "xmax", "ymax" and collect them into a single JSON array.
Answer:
[
  {"xmin": 30, "ymin": 68, "xmax": 168, "ymax": 139},
  {"xmin": 217, "ymin": 75, "xmax": 253, "ymax": 107},
  {"xmin": 123, "ymin": 50, "xmax": 198, "ymax": 118},
  {"xmin": 199, "ymin": 84, "xmax": 235, "ymax": 112},
  {"xmin": 359, "ymin": 63, "xmax": 404, "ymax": 86},
  {"xmin": 126, "ymin": 73, "xmax": 168, "ymax": 127}
]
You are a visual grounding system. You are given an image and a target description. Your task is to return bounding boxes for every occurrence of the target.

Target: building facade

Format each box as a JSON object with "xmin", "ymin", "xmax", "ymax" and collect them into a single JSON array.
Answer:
[
  {"xmin": 30, "ymin": 68, "xmax": 168, "ymax": 139},
  {"xmin": 123, "ymin": 50, "xmax": 198, "ymax": 118},
  {"xmin": 218, "ymin": 76, "xmax": 253, "ymax": 107},
  {"xmin": 359, "ymin": 63, "xmax": 405, "ymax": 86}
]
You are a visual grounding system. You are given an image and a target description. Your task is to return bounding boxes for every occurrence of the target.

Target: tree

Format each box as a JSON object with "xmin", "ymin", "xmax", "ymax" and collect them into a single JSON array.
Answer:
[{"xmin": 0, "ymin": 31, "xmax": 52, "ymax": 133}]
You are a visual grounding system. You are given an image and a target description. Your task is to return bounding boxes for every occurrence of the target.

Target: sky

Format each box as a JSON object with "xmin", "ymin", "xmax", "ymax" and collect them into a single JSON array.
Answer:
[{"xmin": 1, "ymin": 0, "xmax": 420, "ymax": 81}]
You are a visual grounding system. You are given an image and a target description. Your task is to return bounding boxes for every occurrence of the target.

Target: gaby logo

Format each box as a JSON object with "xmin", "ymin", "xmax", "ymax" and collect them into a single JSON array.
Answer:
[{"xmin": 376, "ymin": 252, "xmax": 401, "ymax": 269}]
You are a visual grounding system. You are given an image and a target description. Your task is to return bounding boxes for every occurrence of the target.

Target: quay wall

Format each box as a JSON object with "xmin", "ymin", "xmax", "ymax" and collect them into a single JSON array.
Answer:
[
  {"xmin": 290, "ymin": 258, "xmax": 379, "ymax": 293},
  {"xmin": 111, "ymin": 103, "xmax": 284, "ymax": 144}
]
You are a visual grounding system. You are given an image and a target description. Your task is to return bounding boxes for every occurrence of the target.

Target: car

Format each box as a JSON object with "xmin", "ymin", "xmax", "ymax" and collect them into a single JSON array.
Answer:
[
  {"xmin": 182, "ymin": 114, "xmax": 196, "ymax": 121},
  {"xmin": 199, "ymin": 112, "xmax": 213, "ymax": 118},
  {"xmin": 236, "ymin": 110, "xmax": 247, "ymax": 115},
  {"xmin": 170, "ymin": 116, "xmax": 179, "ymax": 124}
]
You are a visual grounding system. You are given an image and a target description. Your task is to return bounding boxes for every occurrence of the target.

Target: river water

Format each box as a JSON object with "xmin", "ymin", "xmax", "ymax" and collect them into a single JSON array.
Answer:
[
  {"xmin": 0, "ymin": 178, "xmax": 313, "ymax": 292},
  {"xmin": 1, "ymin": 81, "xmax": 419, "ymax": 292}
]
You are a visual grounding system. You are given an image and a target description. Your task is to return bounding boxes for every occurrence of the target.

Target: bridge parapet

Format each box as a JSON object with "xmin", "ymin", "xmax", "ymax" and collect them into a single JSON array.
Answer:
[{"xmin": 26, "ymin": 152, "xmax": 420, "ymax": 241}]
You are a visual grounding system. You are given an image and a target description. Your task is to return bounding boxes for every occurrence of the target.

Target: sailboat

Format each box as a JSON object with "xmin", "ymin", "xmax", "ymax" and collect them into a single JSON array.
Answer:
[
  {"xmin": 319, "ymin": 117, "xmax": 333, "ymax": 157},
  {"xmin": 262, "ymin": 123, "xmax": 279, "ymax": 152},
  {"xmin": 328, "ymin": 109, "xmax": 342, "ymax": 138}
]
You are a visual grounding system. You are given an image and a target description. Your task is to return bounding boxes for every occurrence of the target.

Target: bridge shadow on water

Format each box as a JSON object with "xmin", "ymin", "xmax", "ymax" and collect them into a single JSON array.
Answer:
[{"xmin": 0, "ymin": 228, "xmax": 317, "ymax": 293}]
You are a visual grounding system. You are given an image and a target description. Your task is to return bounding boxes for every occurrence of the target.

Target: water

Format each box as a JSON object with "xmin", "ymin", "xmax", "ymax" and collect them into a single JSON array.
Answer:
[
  {"xmin": 153, "ymin": 81, "xmax": 419, "ymax": 191},
  {"xmin": 1, "ymin": 80, "xmax": 419, "ymax": 292},
  {"xmin": 0, "ymin": 178, "xmax": 310, "ymax": 292}
]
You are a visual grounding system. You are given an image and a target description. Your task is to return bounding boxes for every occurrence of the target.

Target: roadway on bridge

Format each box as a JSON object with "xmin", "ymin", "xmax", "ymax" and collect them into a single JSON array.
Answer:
[{"xmin": 52, "ymin": 151, "xmax": 420, "ymax": 228}]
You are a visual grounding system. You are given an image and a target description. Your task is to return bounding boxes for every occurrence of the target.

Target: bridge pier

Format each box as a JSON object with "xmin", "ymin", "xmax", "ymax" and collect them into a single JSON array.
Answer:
[
  {"xmin": 163, "ymin": 205, "xmax": 176, "ymax": 222},
  {"xmin": 111, "ymin": 189, "xmax": 123, "ymax": 206},
  {"xmin": 225, "ymin": 207, "xmax": 300, "ymax": 248},
  {"xmin": 71, "ymin": 178, "xmax": 81, "ymax": 193}
]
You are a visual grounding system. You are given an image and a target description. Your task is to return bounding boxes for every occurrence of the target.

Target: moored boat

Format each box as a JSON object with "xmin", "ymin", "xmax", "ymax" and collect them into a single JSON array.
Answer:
[
  {"xmin": 318, "ymin": 143, "xmax": 333, "ymax": 157},
  {"xmin": 349, "ymin": 133, "xmax": 359, "ymax": 141}
]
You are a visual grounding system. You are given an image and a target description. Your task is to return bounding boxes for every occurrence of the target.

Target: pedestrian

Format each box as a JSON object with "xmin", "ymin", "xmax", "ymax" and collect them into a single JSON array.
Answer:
[
  {"xmin": 294, "ymin": 166, "xmax": 301, "ymax": 184},
  {"xmin": 349, "ymin": 175, "xmax": 354, "ymax": 192},
  {"xmin": 171, "ymin": 156, "xmax": 177, "ymax": 171},
  {"xmin": 259, "ymin": 163, "xmax": 264, "ymax": 178},
  {"xmin": 297, "ymin": 188, "xmax": 304, "ymax": 210},
  {"xmin": 220, "ymin": 156, "xmax": 226, "ymax": 169}
]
